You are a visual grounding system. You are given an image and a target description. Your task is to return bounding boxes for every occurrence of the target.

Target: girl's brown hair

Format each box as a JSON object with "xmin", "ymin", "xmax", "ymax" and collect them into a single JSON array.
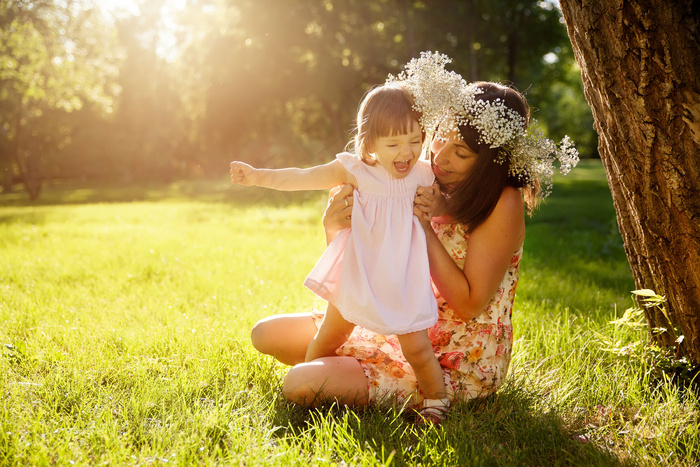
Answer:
[
  {"xmin": 439, "ymin": 82, "xmax": 540, "ymax": 232},
  {"xmin": 352, "ymin": 82, "xmax": 423, "ymax": 164}
]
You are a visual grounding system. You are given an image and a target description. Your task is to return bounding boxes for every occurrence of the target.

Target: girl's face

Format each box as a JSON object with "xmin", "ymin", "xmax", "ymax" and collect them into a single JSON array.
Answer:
[
  {"xmin": 430, "ymin": 132, "xmax": 477, "ymax": 190},
  {"xmin": 369, "ymin": 120, "xmax": 423, "ymax": 179}
]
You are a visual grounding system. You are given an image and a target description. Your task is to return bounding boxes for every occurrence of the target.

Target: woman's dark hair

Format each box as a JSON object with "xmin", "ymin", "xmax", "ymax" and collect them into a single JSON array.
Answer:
[{"xmin": 439, "ymin": 82, "xmax": 539, "ymax": 232}]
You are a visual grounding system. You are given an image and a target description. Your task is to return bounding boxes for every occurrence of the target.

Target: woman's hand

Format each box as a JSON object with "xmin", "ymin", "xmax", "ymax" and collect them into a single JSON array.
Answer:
[
  {"xmin": 322, "ymin": 184, "xmax": 354, "ymax": 245},
  {"xmin": 414, "ymin": 183, "xmax": 445, "ymax": 224}
]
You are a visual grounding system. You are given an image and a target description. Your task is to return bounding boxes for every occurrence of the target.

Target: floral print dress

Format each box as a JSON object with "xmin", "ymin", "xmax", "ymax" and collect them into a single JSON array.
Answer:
[{"xmin": 314, "ymin": 220, "xmax": 522, "ymax": 406}]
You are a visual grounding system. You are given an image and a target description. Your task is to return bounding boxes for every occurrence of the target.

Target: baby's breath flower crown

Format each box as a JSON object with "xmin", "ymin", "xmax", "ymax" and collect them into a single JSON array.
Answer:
[{"xmin": 387, "ymin": 51, "xmax": 579, "ymax": 198}]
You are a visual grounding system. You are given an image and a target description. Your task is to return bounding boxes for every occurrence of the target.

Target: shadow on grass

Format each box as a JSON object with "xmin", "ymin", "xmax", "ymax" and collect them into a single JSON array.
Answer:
[
  {"xmin": 0, "ymin": 211, "xmax": 48, "ymax": 225},
  {"xmin": 0, "ymin": 178, "xmax": 324, "ymax": 209},
  {"xmin": 520, "ymin": 172, "xmax": 635, "ymax": 321},
  {"xmin": 267, "ymin": 386, "xmax": 627, "ymax": 466}
]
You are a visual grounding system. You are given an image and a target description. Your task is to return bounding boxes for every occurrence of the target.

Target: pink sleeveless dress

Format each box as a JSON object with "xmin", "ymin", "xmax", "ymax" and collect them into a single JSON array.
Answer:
[
  {"xmin": 304, "ymin": 152, "xmax": 437, "ymax": 335},
  {"xmin": 312, "ymin": 222, "xmax": 523, "ymax": 405}
]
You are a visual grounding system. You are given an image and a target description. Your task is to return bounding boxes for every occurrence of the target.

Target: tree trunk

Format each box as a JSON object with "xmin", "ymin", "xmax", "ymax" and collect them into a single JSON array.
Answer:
[
  {"xmin": 505, "ymin": 6, "xmax": 526, "ymax": 84},
  {"xmin": 9, "ymin": 103, "xmax": 43, "ymax": 201},
  {"xmin": 559, "ymin": 0, "xmax": 700, "ymax": 363},
  {"xmin": 400, "ymin": 0, "xmax": 416, "ymax": 58},
  {"xmin": 321, "ymin": 98, "xmax": 346, "ymax": 150}
]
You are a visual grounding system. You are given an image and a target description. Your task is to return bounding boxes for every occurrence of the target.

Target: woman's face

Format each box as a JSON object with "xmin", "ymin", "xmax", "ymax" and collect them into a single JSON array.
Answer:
[{"xmin": 430, "ymin": 132, "xmax": 477, "ymax": 189}]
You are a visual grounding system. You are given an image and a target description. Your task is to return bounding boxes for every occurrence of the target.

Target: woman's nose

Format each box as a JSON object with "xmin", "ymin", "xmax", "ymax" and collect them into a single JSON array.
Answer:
[{"xmin": 433, "ymin": 146, "xmax": 446, "ymax": 165}]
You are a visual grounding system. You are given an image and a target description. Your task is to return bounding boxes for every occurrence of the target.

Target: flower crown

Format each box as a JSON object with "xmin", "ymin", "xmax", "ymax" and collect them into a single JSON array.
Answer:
[{"xmin": 387, "ymin": 51, "xmax": 579, "ymax": 198}]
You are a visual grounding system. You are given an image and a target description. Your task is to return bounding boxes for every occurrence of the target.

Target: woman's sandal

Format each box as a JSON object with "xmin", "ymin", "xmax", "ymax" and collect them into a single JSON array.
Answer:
[{"xmin": 416, "ymin": 398, "xmax": 450, "ymax": 425}]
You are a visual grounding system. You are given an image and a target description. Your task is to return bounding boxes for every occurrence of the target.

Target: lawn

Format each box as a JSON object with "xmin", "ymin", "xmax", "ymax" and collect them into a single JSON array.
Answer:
[{"xmin": 1, "ymin": 160, "xmax": 698, "ymax": 466}]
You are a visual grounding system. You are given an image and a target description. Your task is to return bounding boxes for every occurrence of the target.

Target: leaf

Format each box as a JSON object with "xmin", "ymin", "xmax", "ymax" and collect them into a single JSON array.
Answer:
[
  {"xmin": 631, "ymin": 289, "xmax": 657, "ymax": 297},
  {"xmin": 14, "ymin": 340, "xmax": 27, "ymax": 356}
]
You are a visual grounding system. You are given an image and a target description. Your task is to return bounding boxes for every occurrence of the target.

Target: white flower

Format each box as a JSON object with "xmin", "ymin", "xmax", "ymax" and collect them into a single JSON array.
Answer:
[{"xmin": 387, "ymin": 51, "xmax": 579, "ymax": 199}]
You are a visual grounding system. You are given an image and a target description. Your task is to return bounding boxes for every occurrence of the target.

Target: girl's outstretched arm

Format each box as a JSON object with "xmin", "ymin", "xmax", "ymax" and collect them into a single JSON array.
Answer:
[{"xmin": 230, "ymin": 159, "xmax": 352, "ymax": 191}]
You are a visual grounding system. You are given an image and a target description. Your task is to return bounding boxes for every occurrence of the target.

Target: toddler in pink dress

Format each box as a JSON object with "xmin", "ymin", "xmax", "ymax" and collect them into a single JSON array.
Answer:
[
  {"xmin": 230, "ymin": 82, "xmax": 449, "ymax": 415},
  {"xmin": 304, "ymin": 151, "xmax": 437, "ymax": 335}
]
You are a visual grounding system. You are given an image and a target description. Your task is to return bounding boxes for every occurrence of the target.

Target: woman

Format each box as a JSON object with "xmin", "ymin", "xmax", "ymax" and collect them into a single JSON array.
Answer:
[{"xmin": 250, "ymin": 54, "xmax": 578, "ymax": 423}]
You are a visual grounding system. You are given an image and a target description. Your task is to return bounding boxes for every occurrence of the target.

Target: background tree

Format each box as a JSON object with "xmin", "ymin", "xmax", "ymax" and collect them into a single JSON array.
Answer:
[
  {"xmin": 173, "ymin": 0, "xmax": 590, "ymax": 170},
  {"xmin": 0, "ymin": 0, "xmax": 119, "ymax": 199},
  {"xmin": 1, "ymin": 0, "xmax": 594, "ymax": 195},
  {"xmin": 559, "ymin": 0, "xmax": 700, "ymax": 363}
]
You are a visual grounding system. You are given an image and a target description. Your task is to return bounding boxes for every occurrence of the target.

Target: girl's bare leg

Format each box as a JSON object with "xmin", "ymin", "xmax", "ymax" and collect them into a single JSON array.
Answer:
[
  {"xmin": 304, "ymin": 304, "xmax": 355, "ymax": 362},
  {"xmin": 250, "ymin": 313, "xmax": 318, "ymax": 366},
  {"xmin": 283, "ymin": 356, "xmax": 369, "ymax": 407},
  {"xmin": 397, "ymin": 330, "xmax": 447, "ymax": 400}
]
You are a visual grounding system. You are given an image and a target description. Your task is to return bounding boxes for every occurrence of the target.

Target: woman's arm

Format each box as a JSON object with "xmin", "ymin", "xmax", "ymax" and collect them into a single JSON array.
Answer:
[
  {"xmin": 421, "ymin": 186, "xmax": 525, "ymax": 321},
  {"xmin": 230, "ymin": 159, "xmax": 351, "ymax": 191}
]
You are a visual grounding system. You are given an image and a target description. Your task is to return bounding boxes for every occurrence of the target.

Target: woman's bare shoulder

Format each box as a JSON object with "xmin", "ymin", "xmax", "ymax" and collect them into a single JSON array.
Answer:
[
  {"xmin": 498, "ymin": 186, "xmax": 525, "ymax": 212},
  {"xmin": 473, "ymin": 186, "xmax": 525, "ymax": 246}
]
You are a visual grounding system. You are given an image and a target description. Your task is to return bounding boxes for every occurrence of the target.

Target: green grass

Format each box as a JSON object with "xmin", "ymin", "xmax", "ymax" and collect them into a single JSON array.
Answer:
[{"xmin": 1, "ymin": 160, "xmax": 698, "ymax": 466}]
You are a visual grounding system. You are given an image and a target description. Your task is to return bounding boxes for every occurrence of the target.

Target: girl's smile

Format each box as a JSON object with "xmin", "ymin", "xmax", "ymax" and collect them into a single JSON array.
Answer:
[
  {"xmin": 394, "ymin": 159, "xmax": 413, "ymax": 173},
  {"xmin": 370, "ymin": 120, "xmax": 423, "ymax": 179}
]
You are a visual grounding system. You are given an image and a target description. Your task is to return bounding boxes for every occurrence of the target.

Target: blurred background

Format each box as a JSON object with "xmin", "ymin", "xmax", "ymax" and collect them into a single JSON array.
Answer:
[{"xmin": 0, "ymin": 0, "xmax": 596, "ymax": 200}]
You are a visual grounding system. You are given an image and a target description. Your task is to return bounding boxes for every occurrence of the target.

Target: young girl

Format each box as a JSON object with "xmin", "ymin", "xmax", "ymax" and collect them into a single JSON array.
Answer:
[{"xmin": 230, "ymin": 82, "xmax": 449, "ymax": 416}]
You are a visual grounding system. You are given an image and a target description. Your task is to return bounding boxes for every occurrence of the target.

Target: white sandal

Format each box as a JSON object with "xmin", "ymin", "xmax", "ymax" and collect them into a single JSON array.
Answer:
[{"xmin": 417, "ymin": 398, "xmax": 450, "ymax": 425}]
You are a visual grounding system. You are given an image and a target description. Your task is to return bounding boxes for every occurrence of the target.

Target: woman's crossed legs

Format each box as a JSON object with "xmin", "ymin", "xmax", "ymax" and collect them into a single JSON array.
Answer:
[{"xmin": 250, "ymin": 312, "xmax": 369, "ymax": 406}]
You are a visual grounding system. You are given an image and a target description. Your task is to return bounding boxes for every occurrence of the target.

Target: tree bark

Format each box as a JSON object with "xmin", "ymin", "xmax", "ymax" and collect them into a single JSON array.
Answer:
[{"xmin": 559, "ymin": 0, "xmax": 700, "ymax": 362}]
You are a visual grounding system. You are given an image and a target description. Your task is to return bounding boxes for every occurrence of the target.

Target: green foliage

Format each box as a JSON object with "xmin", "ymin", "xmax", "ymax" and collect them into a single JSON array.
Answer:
[
  {"xmin": 527, "ymin": 45, "xmax": 598, "ymax": 159},
  {"xmin": 0, "ymin": 0, "xmax": 121, "ymax": 197},
  {"xmin": 1, "ymin": 162, "xmax": 698, "ymax": 465},
  {"xmin": 1, "ymin": 0, "xmax": 594, "ymax": 200},
  {"xmin": 604, "ymin": 290, "xmax": 698, "ymax": 393}
]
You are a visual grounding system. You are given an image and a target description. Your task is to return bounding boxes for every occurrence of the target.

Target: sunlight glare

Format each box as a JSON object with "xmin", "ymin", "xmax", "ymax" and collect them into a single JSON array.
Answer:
[
  {"xmin": 97, "ymin": 0, "xmax": 188, "ymax": 62},
  {"xmin": 97, "ymin": 0, "xmax": 141, "ymax": 17}
]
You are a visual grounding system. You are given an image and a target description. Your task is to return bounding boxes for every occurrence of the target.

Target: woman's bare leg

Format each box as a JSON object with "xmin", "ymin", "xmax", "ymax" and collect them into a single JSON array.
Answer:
[
  {"xmin": 397, "ymin": 330, "xmax": 447, "ymax": 400},
  {"xmin": 304, "ymin": 304, "xmax": 355, "ymax": 362},
  {"xmin": 283, "ymin": 356, "xmax": 369, "ymax": 407},
  {"xmin": 250, "ymin": 313, "xmax": 318, "ymax": 366}
]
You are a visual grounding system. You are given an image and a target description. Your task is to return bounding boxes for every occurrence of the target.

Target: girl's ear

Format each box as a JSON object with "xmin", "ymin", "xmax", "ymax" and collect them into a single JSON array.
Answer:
[
  {"xmin": 362, "ymin": 146, "xmax": 378, "ymax": 165},
  {"xmin": 365, "ymin": 142, "xmax": 377, "ymax": 160}
]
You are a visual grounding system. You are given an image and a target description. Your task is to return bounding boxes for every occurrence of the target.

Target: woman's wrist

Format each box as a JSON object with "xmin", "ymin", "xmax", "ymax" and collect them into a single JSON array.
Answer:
[
  {"xmin": 420, "ymin": 217, "xmax": 434, "ymax": 234},
  {"xmin": 323, "ymin": 226, "xmax": 341, "ymax": 245}
]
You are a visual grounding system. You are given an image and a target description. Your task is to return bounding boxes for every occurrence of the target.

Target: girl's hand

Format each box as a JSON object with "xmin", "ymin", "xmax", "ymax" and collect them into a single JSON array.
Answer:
[
  {"xmin": 322, "ymin": 184, "xmax": 353, "ymax": 245},
  {"xmin": 230, "ymin": 161, "xmax": 257, "ymax": 186},
  {"xmin": 414, "ymin": 183, "xmax": 445, "ymax": 223}
]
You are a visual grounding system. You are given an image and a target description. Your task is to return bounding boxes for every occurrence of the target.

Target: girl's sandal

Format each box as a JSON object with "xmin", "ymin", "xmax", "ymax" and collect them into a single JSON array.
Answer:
[{"xmin": 416, "ymin": 398, "xmax": 450, "ymax": 425}]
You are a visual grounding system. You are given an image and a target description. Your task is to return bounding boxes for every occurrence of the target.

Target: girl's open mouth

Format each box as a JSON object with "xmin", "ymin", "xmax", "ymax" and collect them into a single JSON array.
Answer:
[{"xmin": 394, "ymin": 160, "xmax": 412, "ymax": 172}]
